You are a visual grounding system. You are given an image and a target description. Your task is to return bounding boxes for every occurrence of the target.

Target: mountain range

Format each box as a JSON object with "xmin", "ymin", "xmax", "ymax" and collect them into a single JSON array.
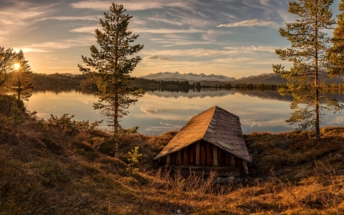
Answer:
[
  {"xmin": 140, "ymin": 72, "xmax": 236, "ymax": 82},
  {"xmin": 140, "ymin": 72, "xmax": 344, "ymax": 85}
]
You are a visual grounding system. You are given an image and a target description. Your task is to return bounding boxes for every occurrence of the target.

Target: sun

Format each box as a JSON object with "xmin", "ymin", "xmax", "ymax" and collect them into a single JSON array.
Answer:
[{"xmin": 13, "ymin": 63, "xmax": 21, "ymax": 70}]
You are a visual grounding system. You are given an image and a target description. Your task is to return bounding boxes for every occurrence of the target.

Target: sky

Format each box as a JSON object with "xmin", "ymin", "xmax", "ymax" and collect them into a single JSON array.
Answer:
[{"xmin": 0, "ymin": 0, "xmax": 342, "ymax": 78}]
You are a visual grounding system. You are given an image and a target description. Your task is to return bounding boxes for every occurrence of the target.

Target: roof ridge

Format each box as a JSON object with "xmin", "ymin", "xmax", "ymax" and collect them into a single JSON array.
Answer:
[{"xmin": 201, "ymin": 106, "xmax": 217, "ymax": 139}]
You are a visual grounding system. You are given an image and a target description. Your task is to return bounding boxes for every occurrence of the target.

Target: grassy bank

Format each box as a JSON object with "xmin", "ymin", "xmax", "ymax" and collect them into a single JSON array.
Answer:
[{"xmin": 1, "ymin": 95, "xmax": 344, "ymax": 214}]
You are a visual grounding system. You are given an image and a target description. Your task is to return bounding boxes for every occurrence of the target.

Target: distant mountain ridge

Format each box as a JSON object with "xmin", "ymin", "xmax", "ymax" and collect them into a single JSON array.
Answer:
[
  {"xmin": 140, "ymin": 72, "xmax": 236, "ymax": 82},
  {"xmin": 230, "ymin": 73, "xmax": 344, "ymax": 85},
  {"xmin": 140, "ymin": 72, "xmax": 344, "ymax": 85},
  {"xmin": 229, "ymin": 73, "xmax": 287, "ymax": 85}
]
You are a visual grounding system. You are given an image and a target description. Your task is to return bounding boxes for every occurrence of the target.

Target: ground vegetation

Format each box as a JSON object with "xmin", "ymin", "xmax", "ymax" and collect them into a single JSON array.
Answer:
[{"xmin": 1, "ymin": 95, "xmax": 344, "ymax": 214}]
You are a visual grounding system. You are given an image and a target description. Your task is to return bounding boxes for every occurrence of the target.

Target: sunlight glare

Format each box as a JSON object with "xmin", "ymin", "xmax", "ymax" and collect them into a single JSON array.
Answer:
[{"xmin": 13, "ymin": 63, "xmax": 21, "ymax": 70}]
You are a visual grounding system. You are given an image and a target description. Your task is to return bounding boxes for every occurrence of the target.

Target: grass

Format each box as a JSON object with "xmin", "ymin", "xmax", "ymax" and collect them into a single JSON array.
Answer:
[{"xmin": 1, "ymin": 95, "xmax": 344, "ymax": 214}]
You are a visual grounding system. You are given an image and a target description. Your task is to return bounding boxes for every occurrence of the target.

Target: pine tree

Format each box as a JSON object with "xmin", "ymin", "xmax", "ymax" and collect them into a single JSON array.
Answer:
[
  {"xmin": 0, "ymin": 47, "xmax": 33, "ymax": 100},
  {"xmin": 273, "ymin": 0, "xmax": 341, "ymax": 140},
  {"xmin": 78, "ymin": 4, "xmax": 144, "ymax": 134},
  {"xmin": 0, "ymin": 47, "xmax": 16, "ymax": 89},
  {"xmin": 9, "ymin": 50, "xmax": 34, "ymax": 101}
]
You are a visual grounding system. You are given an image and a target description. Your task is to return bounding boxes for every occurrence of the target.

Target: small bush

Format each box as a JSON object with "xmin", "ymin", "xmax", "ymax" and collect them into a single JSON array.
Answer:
[{"xmin": 38, "ymin": 159, "xmax": 71, "ymax": 188}]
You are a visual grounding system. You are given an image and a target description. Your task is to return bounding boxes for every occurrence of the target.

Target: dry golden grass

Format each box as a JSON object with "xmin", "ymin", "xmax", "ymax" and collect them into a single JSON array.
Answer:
[{"xmin": 1, "ymin": 96, "xmax": 344, "ymax": 214}]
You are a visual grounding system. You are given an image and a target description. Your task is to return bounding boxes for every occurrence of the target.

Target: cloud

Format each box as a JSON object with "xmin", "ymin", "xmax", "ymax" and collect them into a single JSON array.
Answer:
[
  {"xmin": 150, "ymin": 38, "xmax": 212, "ymax": 46},
  {"xmin": 242, "ymin": 1, "xmax": 274, "ymax": 14},
  {"xmin": 260, "ymin": 0, "xmax": 272, "ymax": 7},
  {"xmin": 201, "ymin": 29, "xmax": 232, "ymax": 41},
  {"xmin": 38, "ymin": 16, "xmax": 98, "ymax": 21},
  {"xmin": 71, "ymin": 1, "xmax": 189, "ymax": 11},
  {"xmin": 212, "ymin": 56, "xmax": 289, "ymax": 68},
  {"xmin": 217, "ymin": 19, "xmax": 275, "ymax": 27},
  {"xmin": 276, "ymin": 9, "xmax": 298, "ymax": 24},
  {"xmin": 0, "ymin": 3, "xmax": 55, "ymax": 43},
  {"xmin": 70, "ymin": 26, "xmax": 203, "ymax": 34},
  {"xmin": 70, "ymin": 26, "xmax": 99, "ymax": 33},
  {"xmin": 212, "ymin": 57, "xmax": 254, "ymax": 63},
  {"xmin": 142, "ymin": 46, "xmax": 284, "ymax": 58},
  {"xmin": 135, "ymin": 28, "xmax": 203, "ymax": 34},
  {"xmin": 141, "ymin": 49, "xmax": 213, "ymax": 58},
  {"xmin": 143, "ymin": 56, "xmax": 173, "ymax": 61},
  {"xmin": 148, "ymin": 17, "xmax": 183, "ymax": 26},
  {"xmin": 25, "ymin": 36, "xmax": 95, "ymax": 50},
  {"xmin": 224, "ymin": 45, "xmax": 283, "ymax": 53},
  {"xmin": 13, "ymin": 48, "xmax": 50, "ymax": 53},
  {"xmin": 162, "ymin": 44, "xmax": 177, "ymax": 47}
]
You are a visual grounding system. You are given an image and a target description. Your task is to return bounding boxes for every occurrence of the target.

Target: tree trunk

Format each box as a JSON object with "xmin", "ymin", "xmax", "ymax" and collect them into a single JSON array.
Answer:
[
  {"xmin": 314, "ymin": 0, "xmax": 320, "ymax": 141},
  {"xmin": 114, "ymin": 92, "xmax": 119, "ymax": 134},
  {"xmin": 17, "ymin": 73, "xmax": 21, "ymax": 101}
]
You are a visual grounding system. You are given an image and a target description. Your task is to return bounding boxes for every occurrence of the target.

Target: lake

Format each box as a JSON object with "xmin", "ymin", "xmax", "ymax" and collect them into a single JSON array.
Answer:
[{"xmin": 27, "ymin": 88, "xmax": 344, "ymax": 135}]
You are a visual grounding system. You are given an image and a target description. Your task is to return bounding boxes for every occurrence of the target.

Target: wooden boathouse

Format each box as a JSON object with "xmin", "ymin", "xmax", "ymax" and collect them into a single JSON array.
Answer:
[{"xmin": 154, "ymin": 106, "xmax": 251, "ymax": 177}]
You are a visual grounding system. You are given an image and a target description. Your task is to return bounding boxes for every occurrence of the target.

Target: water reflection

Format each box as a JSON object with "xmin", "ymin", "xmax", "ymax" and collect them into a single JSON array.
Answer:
[
  {"xmin": 34, "ymin": 85, "xmax": 86, "ymax": 95},
  {"xmin": 145, "ymin": 89, "xmax": 235, "ymax": 99},
  {"xmin": 28, "ymin": 87, "xmax": 344, "ymax": 135}
]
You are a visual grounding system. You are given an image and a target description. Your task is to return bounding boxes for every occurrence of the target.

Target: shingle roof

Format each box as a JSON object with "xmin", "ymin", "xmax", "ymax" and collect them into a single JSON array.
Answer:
[{"xmin": 154, "ymin": 106, "xmax": 252, "ymax": 162}]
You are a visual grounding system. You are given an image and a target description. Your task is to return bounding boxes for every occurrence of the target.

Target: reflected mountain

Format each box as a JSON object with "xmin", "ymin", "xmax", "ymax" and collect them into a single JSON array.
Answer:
[{"xmin": 147, "ymin": 89, "xmax": 344, "ymax": 103}]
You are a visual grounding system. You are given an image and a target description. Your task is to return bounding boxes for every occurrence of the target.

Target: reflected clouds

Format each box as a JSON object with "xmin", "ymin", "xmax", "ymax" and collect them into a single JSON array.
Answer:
[
  {"xmin": 241, "ymin": 118, "xmax": 293, "ymax": 128},
  {"xmin": 145, "ymin": 122, "xmax": 182, "ymax": 132},
  {"xmin": 329, "ymin": 116, "xmax": 344, "ymax": 125},
  {"xmin": 134, "ymin": 113, "xmax": 193, "ymax": 121},
  {"xmin": 140, "ymin": 106, "xmax": 173, "ymax": 114},
  {"xmin": 27, "ymin": 89, "xmax": 344, "ymax": 135}
]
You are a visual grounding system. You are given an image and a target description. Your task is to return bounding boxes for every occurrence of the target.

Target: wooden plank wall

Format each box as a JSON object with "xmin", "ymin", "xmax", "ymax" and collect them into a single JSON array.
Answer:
[{"xmin": 159, "ymin": 140, "xmax": 242, "ymax": 167}]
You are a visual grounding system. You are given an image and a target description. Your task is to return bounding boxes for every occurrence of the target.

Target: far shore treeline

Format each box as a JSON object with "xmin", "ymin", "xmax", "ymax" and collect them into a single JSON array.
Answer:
[{"xmin": 31, "ymin": 72, "xmax": 344, "ymax": 92}]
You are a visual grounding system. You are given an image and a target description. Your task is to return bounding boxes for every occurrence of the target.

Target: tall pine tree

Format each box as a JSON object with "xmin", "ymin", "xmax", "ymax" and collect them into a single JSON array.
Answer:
[
  {"xmin": 273, "ymin": 0, "xmax": 340, "ymax": 140},
  {"xmin": 78, "ymin": 4, "xmax": 144, "ymax": 134}
]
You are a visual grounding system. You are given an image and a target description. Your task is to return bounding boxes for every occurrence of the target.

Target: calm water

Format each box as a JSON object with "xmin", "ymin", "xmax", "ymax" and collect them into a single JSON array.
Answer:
[{"xmin": 27, "ymin": 88, "xmax": 344, "ymax": 135}]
